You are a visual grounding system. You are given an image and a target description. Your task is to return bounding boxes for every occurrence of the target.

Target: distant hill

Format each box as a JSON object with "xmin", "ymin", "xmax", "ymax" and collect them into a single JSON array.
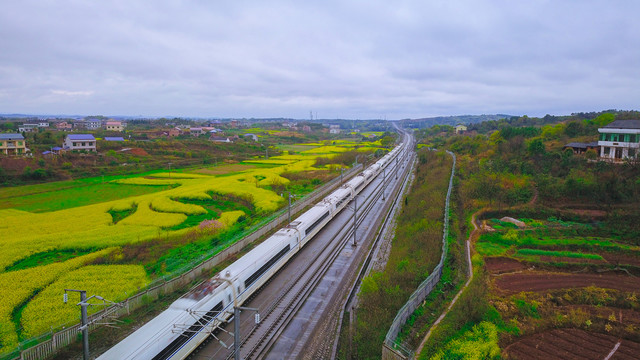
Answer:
[{"xmin": 401, "ymin": 114, "xmax": 513, "ymax": 128}]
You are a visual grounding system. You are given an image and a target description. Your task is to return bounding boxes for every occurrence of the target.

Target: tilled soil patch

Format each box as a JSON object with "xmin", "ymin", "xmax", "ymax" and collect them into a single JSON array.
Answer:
[
  {"xmin": 485, "ymin": 257, "xmax": 528, "ymax": 274},
  {"xmin": 504, "ymin": 328, "xmax": 640, "ymax": 360},
  {"xmin": 601, "ymin": 252, "xmax": 640, "ymax": 268},
  {"xmin": 494, "ymin": 271, "xmax": 640, "ymax": 294}
]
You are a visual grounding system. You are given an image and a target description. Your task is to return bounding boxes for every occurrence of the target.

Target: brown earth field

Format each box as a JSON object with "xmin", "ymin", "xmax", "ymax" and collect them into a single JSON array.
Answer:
[
  {"xmin": 565, "ymin": 209, "xmax": 608, "ymax": 218},
  {"xmin": 494, "ymin": 271, "xmax": 640, "ymax": 294},
  {"xmin": 485, "ymin": 257, "xmax": 528, "ymax": 274},
  {"xmin": 503, "ymin": 328, "xmax": 640, "ymax": 360},
  {"xmin": 601, "ymin": 253, "xmax": 640, "ymax": 268}
]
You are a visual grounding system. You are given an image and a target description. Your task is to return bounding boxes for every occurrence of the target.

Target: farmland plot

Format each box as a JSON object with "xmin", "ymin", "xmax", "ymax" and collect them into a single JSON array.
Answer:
[{"xmin": 477, "ymin": 217, "xmax": 640, "ymax": 358}]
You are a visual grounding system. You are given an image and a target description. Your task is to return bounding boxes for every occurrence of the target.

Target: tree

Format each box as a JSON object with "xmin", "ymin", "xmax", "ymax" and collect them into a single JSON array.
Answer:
[
  {"xmin": 527, "ymin": 139, "xmax": 545, "ymax": 156},
  {"xmin": 564, "ymin": 121, "xmax": 584, "ymax": 137},
  {"xmin": 591, "ymin": 113, "xmax": 615, "ymax": 127},
  {"xmin": 380, "ymin": 135, "xmax": 394, "ymax": 147}
]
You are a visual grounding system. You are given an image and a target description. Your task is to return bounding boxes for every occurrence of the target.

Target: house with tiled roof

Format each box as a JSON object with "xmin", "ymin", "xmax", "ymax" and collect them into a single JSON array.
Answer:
[
  {"xmin": 63, "ymin": 134, "xmax": 96, "ymax": 152},
  {"xmin": 562, "ymin": 141, "xmax": 600, "ymax": 155},
  {"xmin": 598, "ymin": 120, "xmax": 640, "ymax": 160}
]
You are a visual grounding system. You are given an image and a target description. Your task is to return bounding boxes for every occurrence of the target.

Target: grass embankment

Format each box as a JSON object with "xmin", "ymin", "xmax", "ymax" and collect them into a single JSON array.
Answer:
[{"xmin": 341, "ymin": 149, "xmax": 453, "ymax": 359}]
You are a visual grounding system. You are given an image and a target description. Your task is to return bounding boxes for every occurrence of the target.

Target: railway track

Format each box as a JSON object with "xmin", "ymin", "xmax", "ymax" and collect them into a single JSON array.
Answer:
[{"xmin": 236, "ymin": 151, "xmax": 406, "ymax": 360}]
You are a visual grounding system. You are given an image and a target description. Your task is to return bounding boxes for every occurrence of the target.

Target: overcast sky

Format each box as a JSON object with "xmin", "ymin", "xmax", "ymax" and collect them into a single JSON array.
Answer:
[{"xmin": 0, "ymin": 1, "xmax": 638, "ymax": 119}]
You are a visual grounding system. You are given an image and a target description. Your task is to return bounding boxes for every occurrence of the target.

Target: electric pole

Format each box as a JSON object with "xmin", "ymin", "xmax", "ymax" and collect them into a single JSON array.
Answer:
[{"xmin": 351, "ymin": 196, "xmax": 358, "ymax": 247}]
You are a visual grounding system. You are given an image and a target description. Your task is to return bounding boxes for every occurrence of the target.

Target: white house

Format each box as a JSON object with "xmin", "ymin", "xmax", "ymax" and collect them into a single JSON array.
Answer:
[
  {"xmin": 210, "ymin": 136, "xmax": 232, "ymax": 143},
  {"xmin": 598, "ymin": 120, "xmax": 640, "ymax": 160},
  {"xmin": 18, "ymin": 123, "xmax": 40, "ymax": 132},
  {"xmin": 105, "ymin": 121, "xmax": 124, "ymax": 132},
  {"xmin": 64, "ymin": 134, "xmax": 96, "ymax": 152},
  {"xmin": 455, "ymin": 124, "xmax": 468, "ymax": 134}
]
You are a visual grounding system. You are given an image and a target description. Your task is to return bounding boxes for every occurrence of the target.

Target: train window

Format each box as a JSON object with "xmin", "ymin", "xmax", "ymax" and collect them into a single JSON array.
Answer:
[
  {"xmin": 244, "ymin": 244, "xmax": 291, "ymax": 288},
  {"xmin": 238, "ymin": 286, "xmax": 241, "ymax": 294},
  {"xmin": 304, "ymin": 211, "xmax": 330, "ymax": 236},
  {"xmin": 228, "ymin": 294, "xmax": 231, "ymax": 303}
]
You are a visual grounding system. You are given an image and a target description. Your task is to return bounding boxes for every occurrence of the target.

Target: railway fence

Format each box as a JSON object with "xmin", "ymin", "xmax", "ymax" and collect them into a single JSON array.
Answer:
[
  {"xmin": 382, "ymin": 150, "xmax": 456, "ymax": 360},
  {"xmin": 6, "ymin": 164, "xmax": 364, "ymax": 360}
]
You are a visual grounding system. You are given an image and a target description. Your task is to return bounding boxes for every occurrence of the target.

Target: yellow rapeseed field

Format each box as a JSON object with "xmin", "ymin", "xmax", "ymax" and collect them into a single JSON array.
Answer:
[
  {"xmin": 21, "ymin": 265, "xmax": 150, "ymax": 338},
  {"xmin": 0, "ymin": 249, "xmax": 114, "ymax": 349}
]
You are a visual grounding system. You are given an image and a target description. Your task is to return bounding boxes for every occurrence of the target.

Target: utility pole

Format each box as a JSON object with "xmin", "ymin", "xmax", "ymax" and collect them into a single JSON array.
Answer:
[
  {"xmin": 216, "ymin": 276, "xmax": 259, "ymax": 360},
  {"xmin": 287, "ymin": 191, "xmax": 292, "ymax": 223},
  {"xmin": 351, "ymin": 196, "xmax": 358, "ymax": 247},
  {"xmin": 69, "ymin": 289, "xmax": 89, "ymax": 360},
  {"xmin": 395, "ymin": 157, "xmax": 398, "ymax": 179},
  {"xmin": 340, "ymin": 167, "xmax": 344, "ymax": 183},
  {"xmin": 382, "ymin": 168, "xmax": 386, "ymax": 201},
  {"xmin": 282, "ymin": 192, "xmax": 298, "ymax": 224},
  {"xmin": 63, "ymin": 290, "xmax": 121, "ymax": 360}
]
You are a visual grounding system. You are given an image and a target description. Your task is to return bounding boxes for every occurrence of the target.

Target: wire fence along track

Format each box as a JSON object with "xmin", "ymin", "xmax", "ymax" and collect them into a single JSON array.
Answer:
[
  {"xmin": 382, "ymin": 150, "xmax": 456, "ymax": 360},
  {"xmin": 3, "ymin": 165, "xmax": 364, "ymax": 360}
]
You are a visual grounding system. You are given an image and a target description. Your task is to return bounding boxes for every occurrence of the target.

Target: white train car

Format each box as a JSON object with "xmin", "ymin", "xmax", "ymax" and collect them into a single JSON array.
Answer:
[{"xmin": 99, "ymin": 141, "xmax": 406, "ymax": 360}]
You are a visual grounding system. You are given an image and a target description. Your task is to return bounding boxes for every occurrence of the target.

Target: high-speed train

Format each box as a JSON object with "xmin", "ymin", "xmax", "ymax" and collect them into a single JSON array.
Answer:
[{"xmin": 99, "ymin": 137, "xmax": 408, "ymax": 360}]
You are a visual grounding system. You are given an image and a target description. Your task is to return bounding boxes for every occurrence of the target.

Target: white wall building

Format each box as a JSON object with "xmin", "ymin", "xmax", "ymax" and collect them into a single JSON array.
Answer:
[
  {"xmin": 64, "ymin": 134, "xmax": 96, "ymax": 152},
  {"xmin": 598, "ymin": 120, "xmax": 640, "ymax": 160}
]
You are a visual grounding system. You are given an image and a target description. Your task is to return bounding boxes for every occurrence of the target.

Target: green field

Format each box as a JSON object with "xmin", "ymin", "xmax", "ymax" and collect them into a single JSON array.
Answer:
[
  {"xmin": 514, "ymin": 248, "xmax": 603, "ymax": 260},
  {"xmin": 0, "ymin": 183, "xmax": 174, "ymax": 212}
]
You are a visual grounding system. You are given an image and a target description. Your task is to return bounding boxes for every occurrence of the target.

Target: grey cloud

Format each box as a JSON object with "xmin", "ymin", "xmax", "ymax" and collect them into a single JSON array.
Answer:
[{"xmin": 0, "ymin": 0, "xmax": 638, "ymax": 118}]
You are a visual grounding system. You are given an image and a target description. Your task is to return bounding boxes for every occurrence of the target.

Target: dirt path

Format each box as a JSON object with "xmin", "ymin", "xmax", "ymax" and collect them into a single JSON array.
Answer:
[{"xmin": 414, "ymin": 209, "xmax": 479, "ymax": 356}]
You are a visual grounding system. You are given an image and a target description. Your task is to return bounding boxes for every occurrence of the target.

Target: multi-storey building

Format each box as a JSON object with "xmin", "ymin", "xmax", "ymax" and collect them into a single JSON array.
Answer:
[
  {"xmin": 598, "ymin": 120, "xmax": 640, "ymax": 160},
  {"xmin": 0, "ymin": 133, "xmax": 27, "ymax": 155}
]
